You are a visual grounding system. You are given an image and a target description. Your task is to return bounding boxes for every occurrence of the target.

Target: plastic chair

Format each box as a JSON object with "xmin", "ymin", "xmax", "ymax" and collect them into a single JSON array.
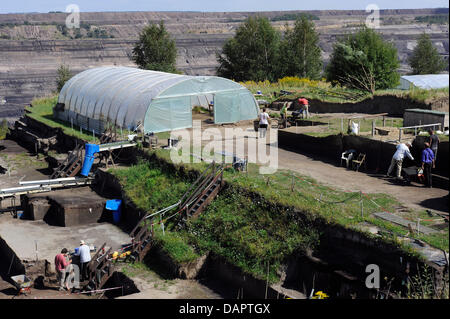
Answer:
[{"xmin": 341, "ymin": 149, "xmax": 356, "ymax": 168}]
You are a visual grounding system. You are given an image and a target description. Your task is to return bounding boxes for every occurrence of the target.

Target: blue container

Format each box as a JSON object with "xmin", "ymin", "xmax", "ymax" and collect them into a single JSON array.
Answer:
[
  {"xmin": 80, "ymin": 143, "xmax": 100, "ymax": 176},
  {"xmin": 106, "ymin": 199, "xmax": 122, "ymax": 224}
]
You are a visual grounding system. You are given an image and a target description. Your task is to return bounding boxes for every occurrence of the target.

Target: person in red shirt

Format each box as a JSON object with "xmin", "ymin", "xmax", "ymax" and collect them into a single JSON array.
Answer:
[
  {"xmin": 297, "ymin": 98, "xmax": 309, "ymax": 119},
  {"xmin": 55, "ymin": 248, "xmax": 72, "ymax": 291}
]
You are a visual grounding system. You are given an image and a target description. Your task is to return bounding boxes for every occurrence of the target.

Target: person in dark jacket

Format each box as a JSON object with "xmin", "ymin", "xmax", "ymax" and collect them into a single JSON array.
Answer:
[
  {"xmin": 421, "ymin": 142, "xmax": 435, "ymax": 188},
  {"xmin": 428, "ymin": 129, "xmax": 440, "ymax": 164}
]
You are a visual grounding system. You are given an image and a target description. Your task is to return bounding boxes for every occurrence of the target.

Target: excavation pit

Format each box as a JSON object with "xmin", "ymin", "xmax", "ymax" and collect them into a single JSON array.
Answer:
[{"xmin": 23, "ymin": 187, "xmax": 108, "ymax": 227}]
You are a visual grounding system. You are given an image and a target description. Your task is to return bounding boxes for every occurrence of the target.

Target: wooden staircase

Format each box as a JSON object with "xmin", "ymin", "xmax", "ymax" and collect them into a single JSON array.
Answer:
[
  {"xmin": 82, "ymin": 162, "xmax": 224, "ymax": 292},
  {"xmin": 50, "ymin": 144, "xmax": 84, "ymax": 179},
  {"xmin": 176, "ymin": 162, "xmax": 224, "ymax": 228},
  {"xmin": 84, "ymin": 243, "xmax": 115, "ymax": 292}
]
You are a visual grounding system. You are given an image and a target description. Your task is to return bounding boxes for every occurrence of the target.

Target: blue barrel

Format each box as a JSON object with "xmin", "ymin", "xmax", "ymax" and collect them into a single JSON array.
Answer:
[
  {"xmin": 80, "ymin": 143, "xmax": 100, "ymax": 176},
  {"xmin": 106, "ymin": 199, "xmax": 122, "ymax": 224}
]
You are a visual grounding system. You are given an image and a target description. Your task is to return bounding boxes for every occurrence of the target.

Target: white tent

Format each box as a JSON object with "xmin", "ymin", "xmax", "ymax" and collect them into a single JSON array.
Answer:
[{"xmin": 397, "ymin": 74, "xmax": 449, "ymax": 90}]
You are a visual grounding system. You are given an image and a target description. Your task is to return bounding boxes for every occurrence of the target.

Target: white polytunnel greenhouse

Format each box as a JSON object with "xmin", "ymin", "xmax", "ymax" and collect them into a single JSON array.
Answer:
[{"xmin": 55, "ymin": 66, "xmax": 259, "ymax": 134}]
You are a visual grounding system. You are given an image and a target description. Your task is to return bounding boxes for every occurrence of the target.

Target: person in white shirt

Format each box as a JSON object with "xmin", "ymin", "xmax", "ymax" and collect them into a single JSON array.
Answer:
[
  {"xmin": 386, "ymin": 142, "xmax": 414, "ymax": 179},
  {"xmin": 75, "ymin": 240, "xmax": 92, "ymax": 281},
  {"xmin": 258, "ymin": 108, "xmax": 270, "ymax": 138}
]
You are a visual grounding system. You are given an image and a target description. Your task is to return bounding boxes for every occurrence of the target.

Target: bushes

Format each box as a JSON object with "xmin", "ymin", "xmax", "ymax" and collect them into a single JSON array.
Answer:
[{"xmin": 0, "ymin": 119, "xmax": 8, "ymax": 140}]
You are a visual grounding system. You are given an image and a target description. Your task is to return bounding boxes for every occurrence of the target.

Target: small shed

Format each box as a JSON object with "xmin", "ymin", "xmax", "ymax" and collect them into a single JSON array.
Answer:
[
  {"xmin": 397, "ymin": 74, "xmax": 449, "ymax": 90},
  {"xmin": 403, "ymin": 109, "xmax": 449, "ymax": 131}
]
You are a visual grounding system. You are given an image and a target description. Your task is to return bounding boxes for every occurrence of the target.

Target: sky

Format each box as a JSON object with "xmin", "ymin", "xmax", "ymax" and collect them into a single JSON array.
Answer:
[{"xmin": 0, "ymin": 0, "xmax": 448, "ymax": 14}]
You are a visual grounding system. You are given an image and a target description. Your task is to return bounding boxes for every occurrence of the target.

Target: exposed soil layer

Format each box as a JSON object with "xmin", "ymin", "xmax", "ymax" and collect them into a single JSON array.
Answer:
[
  {"xmin": 0, "ymin": 236, "xmax": 24, "ymax": 285},
  {"xmin": 278, "ymin": 130, "xmax": 449, "ymax": 179}
]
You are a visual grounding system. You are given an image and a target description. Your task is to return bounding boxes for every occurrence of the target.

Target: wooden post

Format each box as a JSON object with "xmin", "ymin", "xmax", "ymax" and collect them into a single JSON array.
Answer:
[
  {"xmin": 383, "ymin": 116, "xmax": 386, "ymax": 127},
  {"xmin": 265, "ymin": 261, "xmax": 270, "ymax": 299},
  {"xmin": 291, "ymin": 173, "xmax": 295, "ymax": 192},
  {"xmin": 360, "ymin": 191, "xmax": 363, "ymax": 218},
  {"xmin": 399, "ymin": 129, "xmax": 402, "ymax": 142},
  {"xmin": 372, "ymin": 120, "xmax": 375, "ymax": 137}
]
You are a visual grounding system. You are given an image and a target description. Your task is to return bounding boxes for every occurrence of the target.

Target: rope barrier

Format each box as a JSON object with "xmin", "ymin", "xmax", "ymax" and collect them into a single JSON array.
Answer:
[{"xmin": 282, "ymin": 172, "xmax": 447, "ymax": 223}]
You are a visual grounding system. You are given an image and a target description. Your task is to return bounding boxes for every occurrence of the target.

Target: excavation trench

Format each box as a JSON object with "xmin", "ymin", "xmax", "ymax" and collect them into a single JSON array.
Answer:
[
  {"xmin": 93, "ymin": 153, "xmax": 447, "ymax": 299},
  {"xmin": 3, "ymin": 114, "xmax": 448, "ymax": 299}
]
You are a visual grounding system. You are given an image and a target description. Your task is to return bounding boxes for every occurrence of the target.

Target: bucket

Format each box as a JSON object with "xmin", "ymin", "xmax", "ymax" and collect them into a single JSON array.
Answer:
[
  {"xmin": 106, "ymin": 199, "xmax": 122, "ymax": 224},
  {"xmin": 80, "ymin": 143, "xmax": 100, "ymax": 176}
]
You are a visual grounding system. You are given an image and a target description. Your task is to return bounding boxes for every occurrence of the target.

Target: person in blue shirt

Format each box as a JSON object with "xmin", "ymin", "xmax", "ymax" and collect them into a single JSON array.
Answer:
[
  {"xmin": 421, "ymin": 142, "xmax": 435, "ymax": 188},
  {"xmin": 75, "ymin": 240, "xmax": 92, "ymax": 281}
]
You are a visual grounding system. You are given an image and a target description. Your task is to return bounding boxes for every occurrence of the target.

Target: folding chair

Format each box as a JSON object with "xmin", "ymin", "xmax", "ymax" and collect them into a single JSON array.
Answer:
[{"xmin": 352, "ymin": 153, "xmax": 366, "ymax": 171}]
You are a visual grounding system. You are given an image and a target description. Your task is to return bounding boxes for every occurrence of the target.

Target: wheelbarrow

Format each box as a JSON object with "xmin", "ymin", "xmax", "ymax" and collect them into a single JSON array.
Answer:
[{"xmin": 11, "ymin": 274, "xmax": 32, "ymax": 296}]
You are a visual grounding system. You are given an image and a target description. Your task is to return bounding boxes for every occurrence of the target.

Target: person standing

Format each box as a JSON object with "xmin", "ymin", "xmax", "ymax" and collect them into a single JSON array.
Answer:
[
  {"xmin": 75, "ymin": 240, "xmax": 91, "ymax": 282},
  {"xmin": 386, "ymin": 142, "xmax": 414, "ymax": 179},
  {"xmin": 421, "ymin": 142, "xmax": 435, "ymax": 188},
  {"xmin": 429, "ymin": 129, "xmax": 440, "ymax": 164},
  {"xmin": 55, "ymin": 248, "xmax": 71, "ymax": 291},
  {"xmin": 298, "ymin": 98, "xmax": 309, "ymax": 119},
  {"xmin": 258, "ymin": 108, "xmax": 270, "ymax": 138},
  {"xmin": 280, "ymin": 102, "xmax": 288, "ymax": 128}
]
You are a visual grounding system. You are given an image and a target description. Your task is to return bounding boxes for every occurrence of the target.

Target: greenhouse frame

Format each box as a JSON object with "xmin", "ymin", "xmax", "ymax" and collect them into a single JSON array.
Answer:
[{"xmin": 55, "ymin": 67, "xmax": 259, "ymax": 134}]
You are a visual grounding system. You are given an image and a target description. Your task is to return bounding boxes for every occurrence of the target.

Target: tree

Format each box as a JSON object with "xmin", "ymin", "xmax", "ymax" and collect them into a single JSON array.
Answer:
[
  {"xmin": 408, "ymin": 33, "xmax": 447, "ymax": 74},
  {"xmin": 326, "ymin": 27, "xmax": 400, "ymax": 94},
  {"xmin": 132, "ymin": 21, "xmax": 178, "ymax": 73},
  {"xmin": 279, "ymin": 16, "xmax": 322, "ymax": 79},
  {"xmin": 56, "ymin": 64, "xmax": 72, "ymax": 92},
  {"xmin": 217, "ymin": 16, "xmax": 281, "ymax": 82}
]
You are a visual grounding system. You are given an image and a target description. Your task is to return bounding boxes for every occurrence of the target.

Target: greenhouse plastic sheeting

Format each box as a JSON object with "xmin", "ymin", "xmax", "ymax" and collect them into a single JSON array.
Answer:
[
  {"xmin": 397, "ymin": 74, "xmax": 449, "ymax": 90},
  {"xmin": 57, "ymin": 67, "xmax": 259, "ymax": 134}
]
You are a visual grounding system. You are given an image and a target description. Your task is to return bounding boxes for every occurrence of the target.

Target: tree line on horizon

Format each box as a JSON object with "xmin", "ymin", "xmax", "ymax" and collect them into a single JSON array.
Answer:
[{"xmin": 55, "ymin": 17, "xmax": 448, "ymax": 95}]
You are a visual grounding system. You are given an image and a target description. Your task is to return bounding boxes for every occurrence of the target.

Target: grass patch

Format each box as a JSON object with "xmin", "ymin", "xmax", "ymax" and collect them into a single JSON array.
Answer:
[
  {"xmin": 185, "ymin": 186, "xmax": 320, "ymax": 283},
  {"xmin": 27, "ymin": 95, "xmax": 100, "ymax": 143},
  {"xmin": 242, "ymin": 77, "xmax": 448, "ymax": 106},
  {"xmin": 0, "ymin": 119, "xmax": 8, "ymax": 140},
  {"xmin": 109, "ymin": 159, "xmax": 190, "ymax": 212},
  {"xmin": 153, "ymin": 227, "xmax": 200, "ymax": 264}
]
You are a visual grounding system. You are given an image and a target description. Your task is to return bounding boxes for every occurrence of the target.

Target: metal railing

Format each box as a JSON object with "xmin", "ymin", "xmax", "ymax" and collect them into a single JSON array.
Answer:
[{"xmin": 398, "ymin": 123, "xmax": 442, "ymax": 142}]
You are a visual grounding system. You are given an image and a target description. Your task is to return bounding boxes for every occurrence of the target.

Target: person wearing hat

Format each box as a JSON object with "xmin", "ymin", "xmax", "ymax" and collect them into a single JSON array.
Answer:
[
  {"xmin": 74, "ymin": 240, "xmax": 91, "ymax": 282},
  {"xmin": 386, "ymin": 142, "xmax": 414, "ymax": 179}
]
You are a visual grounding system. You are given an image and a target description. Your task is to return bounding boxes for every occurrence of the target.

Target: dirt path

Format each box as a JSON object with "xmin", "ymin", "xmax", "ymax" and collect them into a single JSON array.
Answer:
[
  {"xmin": 276, "ymin": 147, "xmax": 448, "ymax": 213},
  {"xmin": 186, "ymin": 122, "xmax": 448, "ymax": 214}
]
